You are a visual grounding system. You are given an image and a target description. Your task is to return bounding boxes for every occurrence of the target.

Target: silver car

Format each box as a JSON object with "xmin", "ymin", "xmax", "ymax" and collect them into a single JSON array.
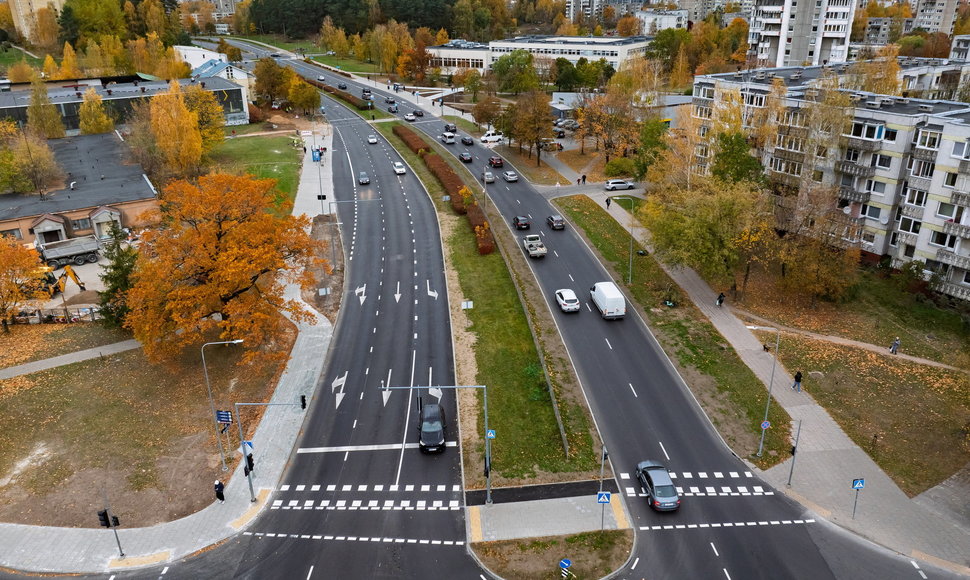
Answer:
[
  {"xmin": 481, "ymin": 171, "xmax": 495, "ymax": 184},
  {"xmin": 502, "ymin": 171, "xmax": 519, "ymax": 182},
  {"xmin": 605, "ymin": 179, "xmax": 635, "ymax": 191},
  {"xmin": 635, "ymin": 460, "xmax": 681, "ymax": 511}
]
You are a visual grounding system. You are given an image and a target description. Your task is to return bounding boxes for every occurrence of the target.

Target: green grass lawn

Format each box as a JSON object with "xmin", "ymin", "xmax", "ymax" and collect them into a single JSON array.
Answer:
[
  {"xmin": 0, "ymin": 46, "xmax": 42, "ymax": 68},
  {"xmin": 209, "ymin": 135, "xmax": 302, "ymax": 206},
  {"xmin": 311, "ymin": 55, "xmax": 381, "ymax": 74},
  {"xmin": 554, "ymin": 195, "xmax": 792, "ymax": 466},
  {"xmin": 0, "ymin": 324, "xmax": 132, "ymax": 370},
  {"xmin": 232, "ymin": 35, "xmax": 318, "ymax": 54}
]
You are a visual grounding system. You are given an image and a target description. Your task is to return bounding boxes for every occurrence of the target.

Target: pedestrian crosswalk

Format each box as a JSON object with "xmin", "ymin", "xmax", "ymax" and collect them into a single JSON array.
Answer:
[
  {"xmin": 271, "ymin": 498, "xmax": 462, "ymax": 511},
  {"xmin": 619, "ymin": 471, "xmax": 755, "ymax": 480},
  {"xmin": 624, "ymin": 485, "xmax": 774, "ymax": 498},
  {"xmin": 278, "ymin": 483, "xmax": 462, "ymax": 493}
]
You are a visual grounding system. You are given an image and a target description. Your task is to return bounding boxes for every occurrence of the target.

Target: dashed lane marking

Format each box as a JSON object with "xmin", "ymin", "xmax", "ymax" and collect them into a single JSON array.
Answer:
[
  {"xmin": 243, "ymin": 531, "xmax": 465, "ymax": 546},
  {"xmin": 640, "ymin": 519, "xmax": 815, "ymax": 531}
]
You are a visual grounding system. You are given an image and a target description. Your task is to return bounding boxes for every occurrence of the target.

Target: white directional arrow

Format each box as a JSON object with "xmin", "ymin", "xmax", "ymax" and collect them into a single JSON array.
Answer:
[
  {"xmin": 382, "ymin": 372, "xmax": 393, "ymax": 406},
  {"xmin": 331, "ymin": 371, "xmax": 348, "ymax": 408},
  {"xmin": 429, "ymin": 387, "xmax": 443, "ymax": 400},
  {"xmin": 394, "ymin": 281, "xmax": 402, "ymax": 303},
  {"xmin": 426, "ymin": 280, "xmax": 438, "ymax": 300},
  {"xmin": 355, "ymin": 284, "xmax": 367, "ymax": 305}
]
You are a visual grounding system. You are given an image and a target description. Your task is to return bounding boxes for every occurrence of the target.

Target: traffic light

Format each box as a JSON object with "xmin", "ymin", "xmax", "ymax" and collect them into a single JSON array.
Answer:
[
  {"xmin": 111, "ymin": 515, "xmax": 120, "ymax": 527},
  {"xmin": 98, "ymin": 510, "xmax": 111, "ymax": 528},
  {"xmin": 246, "ymin": 453, "xmax": 255, "ymax": 474},
  {"xmin": 300, "ymin": 395, "xmax": 307, "ymax": 410}
]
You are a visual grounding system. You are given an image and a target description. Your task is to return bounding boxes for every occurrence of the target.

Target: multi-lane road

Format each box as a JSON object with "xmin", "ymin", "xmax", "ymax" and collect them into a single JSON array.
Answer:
[{"xmin": 65, "ymin": 44, "xmax": 965, "ymax": 579}]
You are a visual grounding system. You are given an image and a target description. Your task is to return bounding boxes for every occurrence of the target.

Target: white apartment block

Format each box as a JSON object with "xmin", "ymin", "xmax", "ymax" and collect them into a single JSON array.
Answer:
[
  {"xmin": 912, "ymin": 0, "xmax": 959, "ymax": 34},
  {"xmin": 566, "ymin": 0, "xmax": 602, "ymax": 21},
  {"xmin": 635, "ymin": 10, "xmax": 689, "ymax": 34},
  {"xmin": 748, "ymin": 0, "xmax": 857, "ymax": 67},
  {"xmin": 691, "ymin": 60, "xmax": 970, "ymax": 302},
  {"xmin": 951, "ymin": 35, "xmax": 970, "ymax": 61}
]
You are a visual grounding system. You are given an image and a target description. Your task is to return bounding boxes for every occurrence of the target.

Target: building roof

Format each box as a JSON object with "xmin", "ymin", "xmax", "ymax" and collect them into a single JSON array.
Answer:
[
  {"xmin": 193, "ymin": 59, "xmax": 248, "ymax": 79},
  {"xmin": 432, "ymin": 39, "xmax": 490, "ymax": 50},
  {"xmin": 493, "ymin": 34, "xmax": 652, "ymax": 46},
  {"xmin": 0, "ymin": 133, "xmax": 155, "ymax": 222},
  {"xmin": 0, "ymin": 76, "xmax": 241, "ymax": 111}
]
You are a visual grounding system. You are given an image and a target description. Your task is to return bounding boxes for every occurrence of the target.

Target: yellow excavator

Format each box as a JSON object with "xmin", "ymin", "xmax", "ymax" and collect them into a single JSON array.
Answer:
[{"xmin": 42, "ymin": 265, "xmax": 87, "ymax": 298}]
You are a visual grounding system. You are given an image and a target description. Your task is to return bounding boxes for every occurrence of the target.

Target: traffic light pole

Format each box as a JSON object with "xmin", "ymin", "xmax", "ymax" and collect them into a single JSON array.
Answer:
[
  {"xmin": 100, "ymin": 489, "xmax": 124, "ymax": 558},
  {"xmin": 234, "ymin": 398, "xmax": 308, "ymax": 503}
]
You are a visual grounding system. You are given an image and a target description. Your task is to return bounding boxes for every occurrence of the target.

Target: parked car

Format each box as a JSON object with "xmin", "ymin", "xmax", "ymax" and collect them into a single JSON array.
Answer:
[
  {"xmin": 481, "ymin": 171, "xmax": 495, "ymax": 183},
  {"xmin": 502, "ymin": 170, "xmax": 519, "ymax": 182},
  {"xmin": 555, "ymin": 289, "xmax": 581, "ymax": 312},
  {"xmin": 413, "ymin": 109, "xmax": 424, "ymax": 117},
  {"xmin": 605, "ymin": 179, "xmax": 636, "ymax": 191},
  {"xmin": 481, "ymin": 131, "xmax": 504, "ymax": 143},
  {"xmin": 554, "ymin": 119, "xmax": 566, "ymax": 127},
  {"xmin": 358, "ymin": 171, "xmax": 370, "ymax": 185},
  {"xmin": 459, "ymin": 151, "xmax": 473, "ymax": 163},
  {"xmin": 337, "ymin": 82, "xmax": 347, "ymax": 89},
  {"xmin": 460, "ymin": 135, "xmax": 474, "ymax": 146},
  {"xmin": 553, "ymin": 128, "xmax": 566, "ymax": 138},
  {"xmin": 404, "ymin": 113, "xmax": 416, "ymax": 122},
  {"xmin": 488, "ymin": 156, "xmax": 504, "ymax": 168},
  {"xmin": 392, "ymin": 162, "xmax": 406, "ymax": 175},
  {"xmin": 513, "ymin": 216, "xmax": 531, "ymax": 230},
  {"xmin": 367, "ymin": 135, "xmax": 378, "ymax": 144},
  {"xmin": 546, "ymin": 215, "xmax": 566, "ymax": 230},
  {"xmin": 635, "ymin": 460, "xmax": 681, "ymax": 511}
]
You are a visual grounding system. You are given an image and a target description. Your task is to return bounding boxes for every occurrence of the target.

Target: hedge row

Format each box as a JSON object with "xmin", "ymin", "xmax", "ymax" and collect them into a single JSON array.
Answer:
[
  {"xmin": 424, "ymin": 153, "xmax": 466, "ymax": 214},
  {"xmin": 314, "ymin": 80, "xmax": 371, "ymax": 110},
  {"xmin": 393, "ymin": 125, "xmax": 430, "ymax": 155}
]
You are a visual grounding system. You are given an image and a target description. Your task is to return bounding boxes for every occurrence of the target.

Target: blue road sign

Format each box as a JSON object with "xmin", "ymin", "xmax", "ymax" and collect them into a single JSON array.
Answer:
[
  {"xmin": 560, "ymin": 559, "xmax": 571, "ymax": 569},
  {"xmin": 312, "ymin": 150, "xmax": 321, "ymax": 162},
  {"xmin": 243, "ymin": 441, "xmax": 254, "ymax": 451},
  {"xmin": 486, "ymin": 429, "xmax": 496, "ymax": 439},
  {"xmin": 761, "ymin": 420, "xmax": 771, "ymax": 430},
  {"xmin": 216, "ymin": 410, "xmax": 233, "ymax": 424},
  {"xmin": 597, "ymin": 491, "xmax": 611, "ymax": 504},
  {"xmin": 852, "ymin": 478, "xmax": 865, "ymax": 490}
]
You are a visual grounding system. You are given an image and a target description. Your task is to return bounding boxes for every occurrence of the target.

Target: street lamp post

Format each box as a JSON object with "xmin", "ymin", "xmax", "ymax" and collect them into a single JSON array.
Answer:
[
  {"xmin": 611, "ymin": 195, "xmax": 637, "ymax": 285},
  {"xmin": 201, "ymin": 340, "xmax": 244, "ymax": 472},
  {"xmin": 746, "ymin": 325, "xmax": 780, "ymax": 457}
]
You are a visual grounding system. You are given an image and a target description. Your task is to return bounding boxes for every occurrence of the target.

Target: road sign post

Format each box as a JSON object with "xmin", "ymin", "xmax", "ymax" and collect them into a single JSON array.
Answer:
[
  {"xmin": 597, "ymin": 491, "xmax": 611, "ymax": 530},
  {"xmin": 851, "ymin": 478, "xmax": 865, "ymax": 519}
]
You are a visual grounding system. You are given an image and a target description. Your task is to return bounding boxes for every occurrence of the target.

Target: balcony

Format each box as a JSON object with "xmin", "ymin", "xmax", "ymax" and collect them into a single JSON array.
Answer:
[
  {"xmin": 907, "ymin": 175, "xmax": 933, "ymax": 190},
  {"xmin": 936, "ymin": 248, "xmax": 970, "ymax": 269},
  {"xmin": 837, "ymin": 160, "xmax": 875, "ymax": 178},
  {"xmin": 768, "ymin": 171, "xmax": 801, "ymax": 188},
  {"xmin": 846, "ymin": 137, "xmax": 882, "ymax": 151},
  {"xmin": 900, "ymin": 204, "xmax": 924, "ymax": 220},
  {"xmin": 910, "ymin": 147, "xmax": 938, "ymax": 162},
  {"xmin": 895, "ymin": 231, "xmax": 918, "ymax": 247},
  {"xmin": 943, "ymin": 220, "xmax": 970, "ymax": 238},
  {"xmin": 838, "ymin": 185, "xmax": 870, "ymax": 203},
  {"xmin": 778, "ymin": 125, "xmax": 808, "ymax": 137},
  {"xmin": 959, "ymin": 159, "xmax": 970, "ymax": 174},
  {"xmin": 774, "ymin": 148, "xmax": 805, "ymax": 162},
  {"xmin": 933, "ymin": 281, "xmax": 970, "ymax": 301},
  {"xmin": 950, "ymin": 191, "xmax": 970, "ymax": 206}
]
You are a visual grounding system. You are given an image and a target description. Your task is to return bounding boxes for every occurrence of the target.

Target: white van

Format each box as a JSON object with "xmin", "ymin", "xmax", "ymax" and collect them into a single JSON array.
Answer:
[
  {"xmin": 590, "ymin": 281, "xmax": 626, "ymax": 319},
  {"xmin": 481, "ymin": 131, "xmax": 504, "ymax": 143},
  {"xmin": 440, "ymin": 132, "xmax": 456, "ymax": 144}
]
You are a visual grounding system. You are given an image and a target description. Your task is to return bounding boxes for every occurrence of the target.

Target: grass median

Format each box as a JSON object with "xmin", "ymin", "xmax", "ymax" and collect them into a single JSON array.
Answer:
[{"xmin": 554, "ymin": 195, "xmax": 792, "ymax": 466}]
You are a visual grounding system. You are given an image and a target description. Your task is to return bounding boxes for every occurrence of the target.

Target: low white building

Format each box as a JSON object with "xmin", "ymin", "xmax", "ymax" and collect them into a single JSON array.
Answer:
[
  {"xmin": 635, "ymin": 9, "xmax": 688, "ymax": 34},
  {"xmin": 174, "ymin": 46, "xmax": 228, "ymax": 70}
]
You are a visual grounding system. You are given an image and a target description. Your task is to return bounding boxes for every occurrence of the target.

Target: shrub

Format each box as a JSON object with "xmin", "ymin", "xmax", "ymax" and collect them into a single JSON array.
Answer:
[
  {"xmin": 475, "ymin": 223, "xmax": 495, "ymax": 255},
  {"xmin": 248, "ymin": 103, "xmax": 267, "ymax": 123},
  {"xmin": 393, "ymin": 125, "xmax": 429, "ymax": 154},
  {"xmin": 466, "ymin": 199, "xmax": 487, "ymax": 230},
  {"xmin": 604, "ymin": 157, "xmax": 636, "ymax": 177}
]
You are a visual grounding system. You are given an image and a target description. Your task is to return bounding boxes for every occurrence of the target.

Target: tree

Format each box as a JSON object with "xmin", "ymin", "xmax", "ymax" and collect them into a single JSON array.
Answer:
[
  {"xmin": 647, "ymin": 105, "xmax": 705, "ymax": 191},
  {"xmin": 711, "ymin": 132, "xmax": 764, "ymax": 184},
  {"xmin": 491, "ymin": 50, "xmax": 539, "ymax": 94},
  {"xmin": 580, "ymin": 88, "xmax": 639, "ymax": 164},
  {"xmin": 669, "ymin": 44, "xmax": 692, "ymax": 89},
  {"xmin": 848, "ymin": 44, "xmax": 901, "ymax": 95},
  {"xmin": 616, "ymin": 15, "xmax": 641, "ymax": 37},
  {"xmin": 125, "ymin": 174, "xmax": 321, "ymax": 362},
  {"xmin": 27, "ymin": 76, "xmax": 66, "ymax": 139},
  {"xmin": 150, "ymin": 80, "xmax": 202, "ymax": 177},
  {"xmin": 554, "ymin": 58, "xmax": 580, "ymax": 91},
  {"xmin": 97, "ymin": 223, "xmax": 138, "ymax": 328},
  {"xmin": 646, "ymin": 28, "xmax": 691, "ymax": 71},
  {"xmin": 60, "ymin": 43, "xmax": 82, "ymax": 79},
  {"xmin": 0, "ymin": 235, "xmax": 48, "ymax": 333},
  {"xmin": 183, "ymin": 84, "xmax": 225, "ymax": 155},
  {"xmin": 60, "ymin": 0, "xmax": 127, "ymax": 47},
  {"xmin": 473, "ymin": 94, "xmax": 501, "ymax": 130},
  {"xmin": 253, "ymin": 57, "xmax": 294, "ymax": 103},
  {"xmin": 7, "ymin": 61, "xmax": 34, "ymax": 83},
  {"xmin": 79, "ymin": 87, "xmax": 114, "ymax": 134},
  {"xmin": 634, "ymin": 117, "xmax": 670, "ymax": 179},
  {"xmin": 216, "ymin": 39, "xmax": 243, "ymax": 62},
  {"xmin": 515, "ymin": 90, "xmax": 553, "ymax": 165},
  {"xmin": 287, "ymin": 78, "xmax": 320, "ymax": 115},
  {"xmin": 33, "ymin": 6, "xmax": 60, "ymax": 53}
]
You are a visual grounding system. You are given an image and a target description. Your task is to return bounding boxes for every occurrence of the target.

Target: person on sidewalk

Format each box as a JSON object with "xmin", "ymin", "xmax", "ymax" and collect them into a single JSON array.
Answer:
[
  {"xmin": 606, "ymin": 197, "xmax": 612, "ymax": 208},
  {"xmin": 716, "ymin": 292, "xmax": 725, "ymax": 307},
  {"xmin": 792, "ymin": 371, "xmax": 802, "ymax": 392},
  {"xmin": 577, "ymin": 177, "xmax": 581, "ymax": 185},
  {"xmin": 890, "ymin": 337, "xmax": 900, "ymax": 355},
  {"xmin": 214, "ymin": 480, "xmax": 225, "ymax": 503},
  {"xmin": 581, "ymin": 174, "xmax": 587, "ymax": 184}
]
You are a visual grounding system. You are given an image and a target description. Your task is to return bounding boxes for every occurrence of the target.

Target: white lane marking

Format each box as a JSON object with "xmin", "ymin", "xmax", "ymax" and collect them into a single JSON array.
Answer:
[
  {"xmin": 568, "ymin": 274, "xmax": 574, "ymax": 281},
  {"xmin": 605, "ymin": 338, "xmax": 613, "ymax": 350},
  {"xmin": 343, "ymin": 451, "xmax": 349, "ymax": 461},
  {"xmin": 628, "ymin": 382, "xmax": 637, "ymax": 397},
  {"xmin": 723, "ymin": 569, "xmax": 732, "ymax": 580},
  {"xmin": 243, "ymin": 531, "xmax": 465, "ymax": 546},
  {"xmin": 394, "ymin": 350, "xmax": 418, "ymax": 485},
  {"xmin": 306, "ymin": 565, "xmax": 314, "ymax": 579},
  {"xmin": 710, "ymin": 542, "xmax": 719, "ymax": 557},
  {"xmin": 658, "ymin": 440, "xmax": 670, "ymax": 460},
  {"xmin": 586, "ymin": 302, "xmax": 592, "ymax": 312},
  {"xmin": 297, "ymin": 442, "xmax": 457, "ymax": 453},
  {"xmin": 553, "ymin": 250, "xmax": 559, "ymax": 258},
  {"xmin": 630, "ymin": 557, "xmax": 639, "ymax": 570}
]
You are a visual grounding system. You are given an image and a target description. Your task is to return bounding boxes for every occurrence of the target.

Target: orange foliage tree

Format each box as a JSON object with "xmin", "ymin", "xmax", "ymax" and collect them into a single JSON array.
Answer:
[
  {"xmin": 0, "ymin": 236, "xmax": 48, "ymax": 333},
  {"xmin": 125, "ymin": 174, "xmax": 322, "ymax": 362}
]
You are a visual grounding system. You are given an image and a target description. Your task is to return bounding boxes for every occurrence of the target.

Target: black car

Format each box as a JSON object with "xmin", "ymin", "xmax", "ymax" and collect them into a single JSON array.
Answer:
[
  {"xmin": 553, "ymin": 128, "xmax": 566, "ymax": 138},
  {"xmin": 488, "ymin": 156, "xmax": 504, "ymax": 168},
  {"xmin": 337, "ymin": 82, "xmax": 347, "ymax": 89},
  {"xmin": 547, "ymin": 215, "xmax": 565, "ymax": 230},
  {"xmin": 459, "ymin": 151, "xmax": 473, "ymax": 163},
  {"xmin": 460, "ymin": 135, "xmax": 474, "ymax": 146},
  {"xmin": 513, "ymin": 216, "xmax": 531, "ymax": 229},
  {"xmin": 358, "ymin": 171, "xmax": 370, "ymax": 185},
  {"xmin": 418, "ymin": 401, "xmax": 446, "ymax": 453},
  {"xmin": 413, "ymin": 109, "xmax": 425, "ymax": 117}
]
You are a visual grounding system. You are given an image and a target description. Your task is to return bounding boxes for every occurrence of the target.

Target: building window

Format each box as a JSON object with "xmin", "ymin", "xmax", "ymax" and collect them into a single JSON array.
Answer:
[
  {"xmin": 908, "ymin": 158, "xmax": 935, "ymax": 178},
  {"xmin": 905, "ymin": 187, "xmax": 927, "ymax": 206},
  {"xmin": 898, "ymin": 216, "xmax": 922, "ymax": 234},
  {"xmin": 884, "ymin": 128, "xmax": 898, "ymax": 142},
  {"xmin": 862, "ymin": 231, "xmax": 876, "ymax": 245},
  {"xmin": 812, "ymin": 169, "xmax": 824, "ymax": 182},
  {"xmin": 963, "ymin": 270, "xmax": 970, "ymax": 284},
  {"xmin": 1, "ymin": 228, "xmax": 23, "ymax": 240},
  {"xmin": 916, "ymin": 129, "xmax": 942, "ymax": 149},
  {"xmin": 944, "ymin": 172, "xmax": 958, "ymax": 187},
  {"xmin": 849, "ymin": 121, "xmax": 885, "ymax": 140},
  {"xmin": 930, "ymin": 230, "xmax": 957, "ymax": 248},
  {"xmin": 845, "ymin": 148, "xmax": 860, "ymax": 162},
  {"xmin": 865, "ymin": 179, "xmax": 886, "ymax": 194},
  {"xmin": 951, "ymin": 140, "xmax": 970, "ymax": 159},
  {"xmin": 903, "ymin": 244, "xmax": 916, "ymax": 257},
  {"xmin": 71, "ymin": 218, "xmax": 92, "ymax": 230},
  {"xmin": 937, "ymin": 202, "xmax": 965, "ymax": 221},
  {"xmin": 783, "ymin": 110, "xmax": 805, "ymax": 127},
  {"xmin": 871, "ymin": 154, "xmax": 892, "ymax": 169},
  {"xmin": 862, "ymin": 204, "xmax": 882, "ymax": 219}
]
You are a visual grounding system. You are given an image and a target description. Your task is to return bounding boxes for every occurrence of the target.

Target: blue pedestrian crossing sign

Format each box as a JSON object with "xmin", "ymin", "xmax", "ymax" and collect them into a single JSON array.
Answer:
[
  {"xmin": 560, "ymin": 559, "xmax": 571, "ymax": 569},
  {"xmin": 761, "ymin": 420, "xmax": 771, "ymax": 430},
  {"xmin": 852, "ymin": 478, "xmax": 865, "ymax": 490},
  {"xmin": 486, "ymin": 429, "xmax": 496, "ymax": 439},
  {"xmin": 597, "ymin": 491, "xmax": 611, "ymax": 504}
]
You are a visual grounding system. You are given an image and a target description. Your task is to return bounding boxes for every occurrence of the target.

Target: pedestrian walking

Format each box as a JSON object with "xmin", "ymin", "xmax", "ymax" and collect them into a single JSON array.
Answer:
[
  {"xmin": 606, "ymin": 197, "xmax": 612, "ymax": 208},
  {"xmin": 792, "ymin": 371, "xmax": 802, "ymax": 392},
  {"xmin": 302, "ymin": 145, "xmax": 307, "ymax": 154},
  {"xmin": 890, "ymin": 337, "xmax": 900, "ymax": 355},
  {"xmin": 577, "ymin": 177, "xmax": 581, "ymax": 185},
  {"xmin": 582, "ymin": 174, "xmax": 587, "ymax": 184},
  {"xmin": 716, "ymin": 292, "xmax": 726, "ymax": 307},
  {"xmin": 214, "ymin": 480, "xmax": 225, "ymax": 503}
]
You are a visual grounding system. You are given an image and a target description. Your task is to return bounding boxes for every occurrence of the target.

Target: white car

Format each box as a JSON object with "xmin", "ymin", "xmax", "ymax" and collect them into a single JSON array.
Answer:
[
  {"xmin": 502, "ymin": 171, "xmax": 519, "ymax": 182},
  {"xmin": 481, "ymin": 171, "xmax": 495, "ymax": 183},
  {"xmin": 404, "ymin": 113, "xmax": 416, "ymax": 122},
  {"xmin": 367, "ymin": 135, "xmax": 378, "ymax": 144},
  {"xmin": 555, "ymin": 289, "xmax": 581, "ymax": 312},
  {"xmin": 317, "ymin": 75, "xmax": 326, "ymax": 81},
  {"xmin": 605, "ymin": 179, "xmax": 635, "ymax": 191},
  {"xmin": 392, "ymin": 162, "xmax": 406, "ymax": 175}
]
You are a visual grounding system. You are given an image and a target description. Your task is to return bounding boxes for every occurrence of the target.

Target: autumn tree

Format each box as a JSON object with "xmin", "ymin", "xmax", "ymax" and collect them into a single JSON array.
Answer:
[
  {"xmin": 125, "ymin": 174, "xmax": 321, "ymax": 362},
  {"xmin": 515, "ymin": 90, "xmax": 554, "ymax": 165},
  {"xmin": 27, "ymin": 76, "xmax": 66, "ymax": 139},
  {"xmin": 287, "ymin": 77, "xmax": 321, "ymax": 115},
  {"xmin": 183, "ymin": 84, "xmax": 225, "ymax": 155},
  {"xmin": 7, "ymin": 61, "xmax": 34, "ymax": 83},
  {"xmin": 216, "ymin": 39, "xmax": 243, "ymax": 62},
  {"xmin": 0, "ymin": 236, "xmax": 48, "ymax": 333},
  {"xmin": 491, "ymin": 50, "xmax": 540, "ymax": 94},
  {"xmin": 79, "ymin": 87, "xmax": 114, "ymax": 134},
  {"xmin": 60, "ymin": 43, "xmax": 82, "ymax": 79},
  {"xmin": 150, "ymin": 80, "xmax": 203, "ymax": 176},
  {"xmin": 254, "ymin": 57, "xmax": 295, "ymax": 103},
  {"xmin": 0, "ymin": 119, "xmax": 62, "ymax": 195},
  {"xmin": 711, "ymin": 132, "xmax": 764, "ymax": 185},
  {"xmin": 473, "ymin": 94, "xmax": 501, "ymax": 130},
  {"xmin": 616, "ymin": 15, "xmax": 641, "ymax": 37},
  {"xmin": 580, "ymin": 88, "xmax": 640, "ymax": 164},
  {"xmin": 32, "ymin": 6, "xmax": 60, "ymax": 53},
  {"xmin": 646, "ymin": 105, "xmax": 705, "ymax": 191},
  {"xmin": 97, "ymin": 223, "xmax": 138, "ymax": 329},
  {"xmin": 669, "ymin": 44, "xmax": 692, "ymax": 89},
  {"xmin": 124, "ymin": 99, "xmax": 162, "ymax": 176},
  {"xmin": 847, "ymin": 44, "xmax": 901, "ymax": 95}
]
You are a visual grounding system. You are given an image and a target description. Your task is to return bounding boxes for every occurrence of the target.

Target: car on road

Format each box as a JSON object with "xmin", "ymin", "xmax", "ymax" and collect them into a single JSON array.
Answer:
[
  {"xmin": 418, "ymin": 401, "xmax": 447, "ymax": 453},
  {"xmin": 270, "ymin": 53, "xmax": 281, "ymax": 58},
  {"xmin": 635, "ymin": 460, "xmax": 681, "ymax": 511},
  {"xmin": 392, "ymin": 162, "xmax": 406, "ymax": 175},
  {"xmin": 413, "ymin": 109, "xmax": 424, "ymax": 117},
  {"xmin": 605, "ymin": 179, "xmax": 636, "ymax": 191},
  {"xmin": 316, "ymin": 75, "xmax": 326, "ymax": 81},
  {"xmin": 513, "ymin": 216, "xmax": 531, "ymax": 229},
  {"xmin": 444, "ymin": 123, "xmax": 457, "ymax": 132},
  {"xmin": 553, "ymin": 128, "xmax": 566, "ymax": 138},
  {"xmin": 481, "ymin": 171, "xmax": 495, "ymax": 183},
  {"xmin": 488, "ymin": 156, "xmax": 504, "ymax": 168},
  {"xmin": 358, "ymin": 171, "xmax": 370, "ymax": 185},
  {"xmin": 458, "ymin": 151, "xmax": 473, "ymax": 163},
  {"xmin": 367, "ymin": 135, "xmax": 378, "ymax": 144},
  {"xmin": 460, "ymin": 135, "xmax": 474, "ymax": 146},
  {"xmin": 337, "ymin": 82, "xmax": 348, "ymax": 89},
  {"xmin": 555, "ymin": 289, "xmax": 581, "ymax": 312},
  {"xmin": 546, "ymin": 215, "xmax": 566, "ymax": 230},
  {"xmin": 440, "ymin": 132, "xmax": 456, "ymax": 144},
  {"xmin": 384, "ymin": 96, "xmax": 396, "ymax": 104},
  {"xmin": 404, "ymin": 113, "xmax": 416, "ymax": 122},
  {"xmin": 502, "ymin": 170, "xmax": 519, "ymax": 182}
]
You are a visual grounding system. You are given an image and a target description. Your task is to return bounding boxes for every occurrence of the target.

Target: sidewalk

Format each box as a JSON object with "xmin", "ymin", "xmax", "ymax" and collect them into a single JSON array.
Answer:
[
  {"xmin": 0, "ymin": 130, "xmax": 336, "ymax": 575},
  {"xmin": 587, "ymin": 190, "xmax": 970, "ymax": 574}
]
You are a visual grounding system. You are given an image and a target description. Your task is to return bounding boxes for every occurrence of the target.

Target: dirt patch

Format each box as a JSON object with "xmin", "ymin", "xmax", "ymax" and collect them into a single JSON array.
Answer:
[
  {"xmin": 473, "ymin": 529, "xmax": 633, "ymax": 580},
  {"xmin": 62, "ymin": 289, "xmax": 100, "ymax": 307},
  {"xmin": 301, "ymin": 214, "xmax": 343, "ymax": 322}
]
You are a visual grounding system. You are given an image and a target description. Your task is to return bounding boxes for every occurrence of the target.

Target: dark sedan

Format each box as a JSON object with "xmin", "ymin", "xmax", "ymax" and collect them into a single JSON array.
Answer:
[
  {"xmin": 461, "ymin": 135, "xmax": 474, "ymax": 146},
  {"xmin": 458, "ymin": 151, "xmax": 473, "ymax": 163},
  {"xmin": 513, "ymin": 216, "xmax": 531, "ymax": 229}
]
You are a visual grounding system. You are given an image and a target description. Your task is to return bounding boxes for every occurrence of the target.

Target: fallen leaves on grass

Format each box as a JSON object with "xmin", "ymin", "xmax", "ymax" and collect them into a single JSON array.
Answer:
[{"xmin": 0, "ymin": 376, "xmax": 35, "ymax": 400}]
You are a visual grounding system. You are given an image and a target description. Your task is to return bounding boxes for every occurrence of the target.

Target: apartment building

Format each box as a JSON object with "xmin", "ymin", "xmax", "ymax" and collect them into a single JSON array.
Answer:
[
  {"xmin": 635, "ymin": 10, "xmax": 689, "ymax": 34},
  {"xmin": 7, "ymin": 0, "xmax": 66, "ymax": 44},
  {"xmin": 747, "ymin": 0, "xmax": 857, "ymax": 67},
  {"xmin": 912, "ymin": 0, "xmax": 959, "ymax": 34},
  {"xmin": 691, "ymin": 61, "xmax": 970, "ymax": 301},
  {"xmin": 566, "ymin": 0, "xmax": 602, "ymax": 21}
]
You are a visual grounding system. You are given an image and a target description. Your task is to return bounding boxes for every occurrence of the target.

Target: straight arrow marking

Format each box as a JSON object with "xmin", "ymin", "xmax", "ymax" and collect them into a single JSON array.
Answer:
[{"xmin": 394, "ymin": 281, "xmax": 401, "ymax": 303}]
